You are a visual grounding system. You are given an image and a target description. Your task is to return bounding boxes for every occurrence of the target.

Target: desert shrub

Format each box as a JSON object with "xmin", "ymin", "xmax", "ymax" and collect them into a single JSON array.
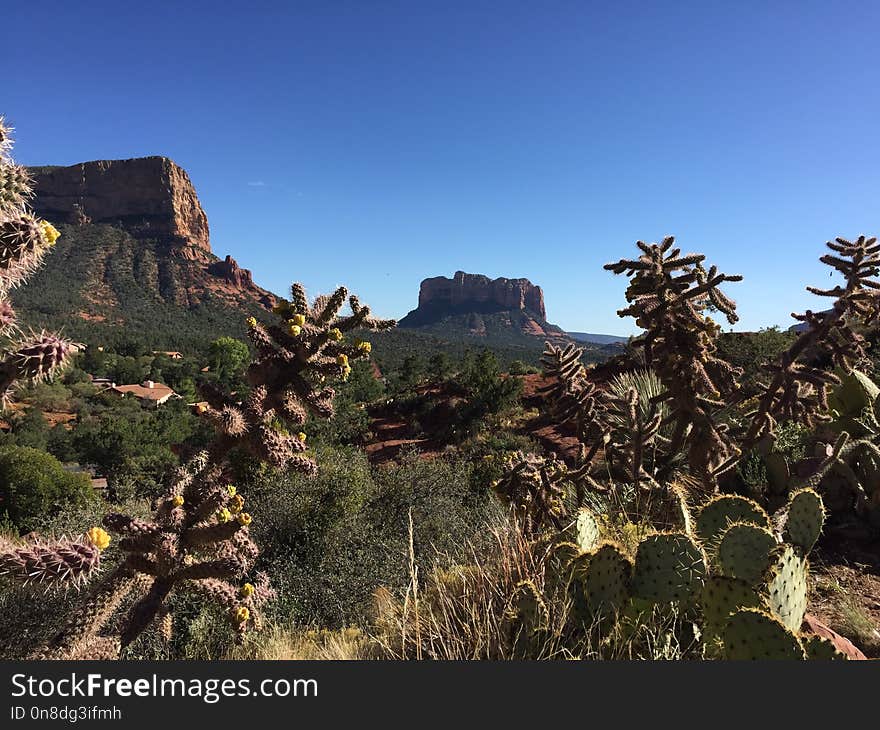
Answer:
[
  {"xmin": 0, "ymin": 408, "xmax": 50, "ymax": 450},
  {"xmin": 0, "ymin": 445, "xmax": 95, "ymax": 531},
  {"xmin": 246, "ymin": 448, "xmax": 497, "ymax": 630}
]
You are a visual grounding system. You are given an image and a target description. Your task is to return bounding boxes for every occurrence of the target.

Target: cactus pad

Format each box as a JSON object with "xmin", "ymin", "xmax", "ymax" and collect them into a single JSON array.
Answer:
[
  {"xmin": 575, "ymin": 508, "xmax": 601, "ymax": 552},
  {"xmin": 830, "ymin": 369, "xmax": 880, "ymax": 416},
  {"xmin": 700, "ymin": 576, "xmax": 764, "ymax": 638},
  {"xmin": 545, "ymin": 541, "xmax": 582, "ymax": 589},
  {"xmin": 763, "ymin": 452, "xmax": 790, "ymax": 495},
  {"xmin": 764, "ymin": 545, "xmax": 808, "ymax": 632},
  {"xmin": 695, "ymin": 495, "xmax": 770, "ymax": 548},
  {"xmin": 784, "ymin": 488, "xmax": 825, "ymax": 554},
  {"xmin": 716, "ymin": 522, "xmax": 777, "ymax": 584},
  {"xmin": 722, "ymin": 608, "xmax": 806, "ymax": 660},
  {"xmin": 509, "ymin": 580, "xmax": 549, "ymax": 633},
  {"xmin": 803, "ymin": 635, "xmax": 847, "ymax": 660},
  {"xmin": 578, "ymin": 542, "xmax": 632, "ymax": 616},
  {"xmin": 631, "ymin": 532, "xmax": 707, "ymax": 604}
]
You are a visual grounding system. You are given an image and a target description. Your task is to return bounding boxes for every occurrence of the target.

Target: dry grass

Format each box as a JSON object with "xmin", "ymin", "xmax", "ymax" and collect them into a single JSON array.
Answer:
[
  {"xmin": 369, "ymin": 515, "xmax": 697, "ymax": 660},
  {"xmin": 228, "ymin": 625, "xmax": 383, "ymax": 660}
]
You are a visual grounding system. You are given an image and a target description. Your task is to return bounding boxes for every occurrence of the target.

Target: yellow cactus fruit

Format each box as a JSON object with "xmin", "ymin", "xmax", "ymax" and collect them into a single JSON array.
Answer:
[
  {"xmin": 357, "ymin": 341, "xmax": 372, "ymax": 354},
  {"xmin": 217, "ymin": 508, "xmax": 232, "ymax": 523},
  {"xmin": 171, "ymin": 495, "xmax": 185, "ymax": 508},
  {"xmin": 226, "ymin": 485, "xmax": 237, "ymax": 496},
  {"xmin": 237, "ymin": 512, "xmax": 252, "ymax": 526},
  {"xmin": 85, "ymin": 527, "xmax": 111, "ymax": 551},
  {"xmin": 288, "ymin": 323, "xmax": 302, "ymax": 337},
  {"xmin": 291, "ymin": 313, "xmax": 306, "ymax": 327},
  {"xmin": 297, "ymin": 431, "xmax": 307, "ymax": 443},
  {"xmin": 39, "ymin": 220, "xmax": 61, "ymax": 246},
  {"xmin": 239, "ymin": 583, "xmax": 255, "ymax": 598},
  {"xmin": 229, "ymin": 494, "xmax": 245, "ymax": 514},
  {"xmin": 328, "ymin": 328, "xmax": 343, "ymax": 342},
  {"xmin": 246, "ymin": 316, "xmax": 258, "ymax": 328},
  {"xmin": 233, "ymin": 606, "xmax": 250, "ymax": 624},
  {"xmin": 336, "ymin": 353, "xmax": 349, "ymax": 366}
]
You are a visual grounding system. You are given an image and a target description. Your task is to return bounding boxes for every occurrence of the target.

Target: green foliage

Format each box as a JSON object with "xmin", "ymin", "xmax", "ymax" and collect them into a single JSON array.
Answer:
[
  {"xmin": 70, "ymin": 398, "xmax": 206, "ymax": 494},
  {"xmin": 0, "ymin": 445, "xmax": 94, "ymax": 530},
  {"xmin": 444, "ymin": 350, "xmax": 522, "ymax": 441},
  {"xmin": 11, "ymin": 222, "xmax": 273, "ymax": 351},
  {"xmin": 208, "ymin": 336, "xmax": 249, "ymax": 385},
  {"xmin": 247, "ymin": 449, "xmax": 496, "ymax": 628},
  {"xmin": 716, "ymin": 327, "xmax": 796, "ymax": 390}
]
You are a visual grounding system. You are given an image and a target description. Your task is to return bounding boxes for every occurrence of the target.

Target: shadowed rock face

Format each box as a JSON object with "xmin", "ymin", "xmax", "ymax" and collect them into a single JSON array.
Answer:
[
  {"xmin": 30, "ymin": 157, "xmax": 211, "ymax": 259},
  {"xmin": 417, "ymin": 271, "xmax": 546, "ymax": 320}
]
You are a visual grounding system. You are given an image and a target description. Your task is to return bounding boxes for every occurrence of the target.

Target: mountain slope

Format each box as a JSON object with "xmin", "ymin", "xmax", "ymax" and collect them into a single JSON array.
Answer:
[
  {"xmin": 567, "ymin": 331, "xmax": 630, "ymax": 345},
  {"xmin": 12, "ymin": 157, "xmax": 277, "ymax": 349}
]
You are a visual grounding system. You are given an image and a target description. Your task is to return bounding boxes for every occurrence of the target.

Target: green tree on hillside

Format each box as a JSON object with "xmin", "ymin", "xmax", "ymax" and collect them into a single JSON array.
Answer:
[
  {"xmin": 208, "ymin": 336, "xmax": 250, "ymax": 384},
  {"xmin": 0, "ymin": 445, "xmax": 94, "ymax": 531}
]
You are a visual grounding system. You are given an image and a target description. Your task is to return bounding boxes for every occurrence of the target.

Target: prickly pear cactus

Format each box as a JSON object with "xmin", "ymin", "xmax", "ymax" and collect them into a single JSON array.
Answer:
[
  {"xmin": 508, "ymin": 580, "xmax": 550, "ymax": 634},
  {"xmin": 695, "ymin": 495, "xmax": 770, "ymax": 550},
  {"xmin": 631, "ymin": 532, "xmax": 707, "ymax": 604},
  {"xmin": 716, "ymin": 522, "xmax": 776, "ymax": 584},
  {"xmin": 763, "ymin": 452, "xmax": 791, "ymax": 496},
  {"xmin": 700, "ymin": 576, "xmax": 764, "ymax": 639},
  {"xmin": 830, "ymin": 369, "xmax": 880, "ymax": 418},
  {"xmin": 764, "ymin": 545, "xmax": 808, "ymax": 633},
  {"xmin": 575, "ymin": 508, "xmax": 600, "ymax": 552},
  {"xmin": 722, "ymin": 608, "xmax": 806, "ymax": 660},
  {"xmin": 577, "ymin": 542, "xmax": 632, "ymax": 617},
  {"xmin": 803, "ymin": 635, "xmax": 846, "ymax": 660},
  {"xmin": 784, "ymin": 488, "xmax": 825, "ymax": 553}
]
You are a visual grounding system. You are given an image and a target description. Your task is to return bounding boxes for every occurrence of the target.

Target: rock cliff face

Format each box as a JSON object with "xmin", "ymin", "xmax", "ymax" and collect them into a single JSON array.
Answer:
[
  {"xmin": 30, "ymin": 157, "xmax": 211, "ymax": 259},
  {"xmin": 417, "ymin": 271, "xmax": 546, "ymax": 319},
  {"xmin": 27, "ymin": 157, "xmax": 275, "ymax": 307},
  {"xmin": 399, "ymin": 271, "xmax": 568, "ymax": 342}
]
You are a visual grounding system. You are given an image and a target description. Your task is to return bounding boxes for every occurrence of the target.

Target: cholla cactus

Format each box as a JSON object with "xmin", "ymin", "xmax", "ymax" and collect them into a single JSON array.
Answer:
[
  {"xmin": 198, "ymin": 282, "xmax": 394, "ymax": 474},
  {"xmin": 604, "ymin": 237, "xmax": 744, "ymax": 485},
  {"xmin": 745, "ymin": 236, "xmax": 880, "ymax": 443},
  {"xmin": 0, "ymin": 117, "xmax": 74, "ymax": 404},
  {"xmin": 25, "ymin": 282, "xmax": 393, "ymax": 658},
  {"xmin": 0, "ymin": 528, "xmax": 110, "ymax": 587},
  {"xmin": 93, "ymin": 454, "xmax": 267, "ymax": 647}
]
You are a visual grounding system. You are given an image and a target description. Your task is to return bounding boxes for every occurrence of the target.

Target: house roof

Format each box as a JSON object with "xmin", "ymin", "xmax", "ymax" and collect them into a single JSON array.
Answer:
[{"xmin": 110, "ymin": 382, "xmax": 176, "ymax": 401}]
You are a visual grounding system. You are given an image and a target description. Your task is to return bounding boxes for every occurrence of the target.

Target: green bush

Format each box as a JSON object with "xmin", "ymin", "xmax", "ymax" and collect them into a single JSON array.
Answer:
[
  {"xmin": 0, "ymin": 445, "xmax": 95, "ymax": 531},
  {"xmin": 246, "ymin": 447, "xmax": 497, "ymax": 630}
]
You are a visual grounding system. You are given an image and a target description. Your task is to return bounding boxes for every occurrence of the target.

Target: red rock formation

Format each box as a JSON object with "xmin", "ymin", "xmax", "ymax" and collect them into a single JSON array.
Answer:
[
  {"xmin": 418, "ymin": 271, "xmax": 546, "ymax": 319},
  {"xmin": 30, "ymin": 157, "xmax": 211, "ymax": 257},
  {"xmin": 209, "ymin": 255, "xmax": 255, "ymax": 289},
  {"xmin": 28, "ymin": 156, "xmax": 278, "ymax": 310}
]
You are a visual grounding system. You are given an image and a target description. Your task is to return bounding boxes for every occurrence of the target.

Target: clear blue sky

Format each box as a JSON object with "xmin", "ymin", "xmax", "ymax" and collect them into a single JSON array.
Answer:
[{"xmin": 5, "ymin": 1, "xmax": 879, "ymax": 335}]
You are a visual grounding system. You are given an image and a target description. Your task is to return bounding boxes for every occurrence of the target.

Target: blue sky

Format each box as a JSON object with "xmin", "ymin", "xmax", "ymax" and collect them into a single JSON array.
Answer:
[{"xmin": 5, "ymin": 1, "xmax": 880, "ymax": 335}]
